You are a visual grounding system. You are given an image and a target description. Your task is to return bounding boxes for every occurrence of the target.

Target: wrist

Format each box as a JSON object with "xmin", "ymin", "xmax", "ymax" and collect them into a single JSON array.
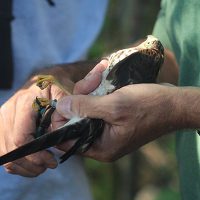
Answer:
[
  {"xmin": 140, "ymin": 85, "xmax": 189, "ymax": 136},
  {"xmin": 173, "ymin": 87, "xmax": 200, "ymax": 130}
]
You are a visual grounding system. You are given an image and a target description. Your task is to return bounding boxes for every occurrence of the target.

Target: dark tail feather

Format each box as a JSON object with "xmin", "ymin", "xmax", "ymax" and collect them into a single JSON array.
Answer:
[
  {"xmin": 0, "ymin": 120, "xmax": 85, "ymax": 165},
  {"xmin": 0, "ymin": 118, "xmax": 104, "ymax": 165},
  {"xmin": 60, "ymin": 119, "xmax": 105, "ymax": 163},
  {"xmin": 59, "ymin": 139, "xmax": 85, "ymax": 163}
]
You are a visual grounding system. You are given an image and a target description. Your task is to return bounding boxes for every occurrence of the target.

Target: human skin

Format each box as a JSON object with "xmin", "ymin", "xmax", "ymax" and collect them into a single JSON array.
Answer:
[
  {"xmin": 52, "ymin": 50, "xmax": 199, "ymax": 162},
  {"xmin": 56, "ymin": 82, "xmax": 200, "ymax": 162},
  {"xmin": 0, "ymin": 48, "xmax": 180, "ymax": 175},
  {"xmin": 0, "ymin": 61, "xmax": 96, "ymax": 177},
  {"xmin": 0, "ymin": 81, "xmax": 61, "ymax": 177}
]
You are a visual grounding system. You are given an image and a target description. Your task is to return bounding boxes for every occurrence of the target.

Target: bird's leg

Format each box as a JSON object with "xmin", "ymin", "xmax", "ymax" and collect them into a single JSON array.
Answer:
[
  {"xmin": 32, "ymin": 97, "xmax": 57, "ymax": 138},
  {"xmin": 34, "ymin": 75, "xmax": 68, "ymax": 137}
]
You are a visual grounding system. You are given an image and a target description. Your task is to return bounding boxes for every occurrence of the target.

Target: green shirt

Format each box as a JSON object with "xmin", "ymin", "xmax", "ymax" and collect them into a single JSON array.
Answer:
[{"xmin": 153, "ymin": 0, "xmax": 200, "ymax": 199}]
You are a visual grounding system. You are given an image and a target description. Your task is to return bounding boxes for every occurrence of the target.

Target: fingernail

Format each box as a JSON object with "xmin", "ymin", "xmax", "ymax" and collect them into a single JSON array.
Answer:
[
  {"xmin": 100, "ymin": 59, "xmax": 109, "ymax": 66},
  {"xmin": 89, "ymin": 59, "xmax": 109, "ymax": 74}
]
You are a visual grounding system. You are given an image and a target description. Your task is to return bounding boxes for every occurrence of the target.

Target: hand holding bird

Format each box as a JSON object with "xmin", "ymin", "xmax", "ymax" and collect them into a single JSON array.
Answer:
[{"xmin": 0, "ymin": 35, "xmax": 164, "ymax": 169}]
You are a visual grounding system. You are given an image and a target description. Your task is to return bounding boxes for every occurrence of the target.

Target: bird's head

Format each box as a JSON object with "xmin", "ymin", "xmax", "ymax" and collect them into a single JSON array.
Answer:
[
  {"xmin": 106, "ymin": 35, "xmax": 164, "ymax": 91},
  {"xmin": 137, "ymin": 35, "xmax": 164, "ymax": 55}
]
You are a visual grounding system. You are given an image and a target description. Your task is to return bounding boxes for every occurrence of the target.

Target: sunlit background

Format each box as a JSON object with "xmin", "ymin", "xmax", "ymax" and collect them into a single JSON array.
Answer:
[{"xmin": 86, "ymin": 0, "xmax": 181, "ymax": 200}]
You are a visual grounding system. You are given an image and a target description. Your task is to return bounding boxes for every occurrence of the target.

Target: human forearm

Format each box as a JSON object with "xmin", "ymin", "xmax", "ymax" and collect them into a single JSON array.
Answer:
[
  {"xmin": 143, "ymin": 85, "xmax": 200, "ymax": 134},
  {"xmin": 130, "ymin": 85, "xmax": 200, "ymax": 135},
  {"xmin": 54, "ymin": 84, "xmax": 200, "ymax": 162},
  {"xmin": 171, "ymin": 86, "xmax": 200, "ymax": 130}
]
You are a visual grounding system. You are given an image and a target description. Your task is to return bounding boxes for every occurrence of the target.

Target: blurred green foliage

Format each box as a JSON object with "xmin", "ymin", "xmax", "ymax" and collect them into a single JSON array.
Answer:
[
  {"xmin": 85, "ymin": 160, "xmax": 114, "ymax": 200},
  {"xmin": 89, "ymin": 0, "xmax": 161, "ymax": 59},
  {"xmin": 156, "ymin": 188, "xmax": 181, "ymax": 200},
  {"xmin": 86, "ymin": 1, "xmax": 180, "ymax": 200}
]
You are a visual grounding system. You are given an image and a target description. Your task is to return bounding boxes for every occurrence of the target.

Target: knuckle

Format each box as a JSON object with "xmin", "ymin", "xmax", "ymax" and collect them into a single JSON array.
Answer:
[
  {"xmin": 51, "ymin": 85, "xmax": 66, "ymax": 99},
  {"xmin": 108, "ymin": 92, "xmax": 131, "ymax": 122},
  {"xmin": 109, "ymin": 104, "xmax": 121, "ymax": 120},
  {"xmin": 33, "ymin": 159, "xmax": 44, "ymax": 166},
  {"xmin": 13, "ymin": 135, "xmax": 32, "ymax": 149},
  {"xmin": 27, "ymin": 155, "xmax": 45, "ymax": 166},
  {"xmin": 13, "ymin": 137, "xmax": 24, "ymax": 148},
  {"xmin": 108, "ymin": 101, "xmax": 125, "ymax": 121},
  {"xmin": 73, "ymin": 95, "xmax": 87, "ymax": 117},
  {"xmin": 30, "ymin": 152, "xmax": 56, "ymax": 169}
]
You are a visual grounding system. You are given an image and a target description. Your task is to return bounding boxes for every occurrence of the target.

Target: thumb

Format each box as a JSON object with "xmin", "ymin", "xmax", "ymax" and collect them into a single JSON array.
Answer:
[
  {"xmin": 73, "ymin": 59, "xmax": 108, "ymax": 95},
  {"xmin": 56, "ymin": 95, "xmax": 110, "ymax": 120}
]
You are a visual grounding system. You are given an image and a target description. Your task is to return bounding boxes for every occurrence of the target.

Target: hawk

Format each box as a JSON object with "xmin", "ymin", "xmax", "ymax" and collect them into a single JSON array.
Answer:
[{"xmin": 0, "ymin": 35, "xmax": 164, "ymax": 165}]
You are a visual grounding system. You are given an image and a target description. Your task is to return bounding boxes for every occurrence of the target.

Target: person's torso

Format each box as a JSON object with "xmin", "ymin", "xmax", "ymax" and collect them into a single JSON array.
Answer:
[
  {"xmin": 0, "ymin": 0, "xmax": 108, "ymax": 104},
  {"xmin": 0, "ymin": 1, "xmax": 108, "ymax": 199},
  {"xmin": 153, "ymin": 0, "xmax": 200, "ymax": 199}
]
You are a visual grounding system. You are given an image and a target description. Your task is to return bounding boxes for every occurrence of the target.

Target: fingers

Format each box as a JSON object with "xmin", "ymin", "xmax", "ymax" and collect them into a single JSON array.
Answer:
[
  {"xmin": 50, "ymin": 83, "xmax": 71, "ymax": 99},
  {"xmin": 89, "ymin": 59, "xmax": 108, "ymax": 74},
  {"xmin": 26, "ymin": 150, "xmax": 58, "ymax": 169},
  {"xmin": 4, "ymin": 162, "xmax": 42, "ymax": 177},
  {"xmin": 73, "ymin": 60, "xmax": 108, "ymax": 95},
  {"xmin": 56, "ymin": 90, "xmax": 124, "ymax": 122},
  {"xmin": 80, "ymin": 125, "xmax": 120, "ymax": 162},
  {"xmin": 0, "ymin": 83, "xmax": 62, "ymax": 177},
  {"xmin": 4, "ymin": 150, "xmax": 57, "ymax": 177},
  {"xmin": 52, "ymin": 59, "xmax": 108, "ymax": 133},
  {"xmin": 56, "ymin": 140, "xmax": 76, "ymax": 152},
  {"xmin": 51, "ymin": 110, "xmax": 68, "ymax": 130},
  {"xmin": 4, "ymin": 159, "xmax": 46, "ymax": 177}
]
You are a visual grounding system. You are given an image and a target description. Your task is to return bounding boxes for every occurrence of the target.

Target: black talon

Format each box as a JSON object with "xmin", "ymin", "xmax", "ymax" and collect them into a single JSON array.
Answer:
[
  {"xmin": 35, "ymin": 105, "xmax": 55, "ymax": 138},
  {"xmin": 35, "ymin": 99, "xmax": 57, "ymax": 138}
]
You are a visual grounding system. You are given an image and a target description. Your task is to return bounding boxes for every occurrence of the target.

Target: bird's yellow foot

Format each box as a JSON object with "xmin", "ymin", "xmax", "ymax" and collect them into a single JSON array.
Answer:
[
  {"xmin": 36, "ymin": 75, "xmax": 56, "ymax": 90},
  {"xmin": 32, "ymin": 97, "xmax": 51, "ymax": 112}
]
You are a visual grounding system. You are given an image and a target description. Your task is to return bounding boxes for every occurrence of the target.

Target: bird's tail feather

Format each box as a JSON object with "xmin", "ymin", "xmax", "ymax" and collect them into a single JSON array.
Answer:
[{"xmin": 0, "ymin": 120, "xmax": 85, "ymax": 165}]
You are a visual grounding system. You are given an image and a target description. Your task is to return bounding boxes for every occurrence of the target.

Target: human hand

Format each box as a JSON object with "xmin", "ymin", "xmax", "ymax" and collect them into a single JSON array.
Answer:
[
  {"xmin": 54, "ymin": 76, "xmax": 179, "ymax": 162},
  {"xmin": 52, "ymin": 60, "xmax": 108, "ymax": 129},
  {"xmin": 0, "ymin": 78, "xmax": 66, "ymax": 177}
]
